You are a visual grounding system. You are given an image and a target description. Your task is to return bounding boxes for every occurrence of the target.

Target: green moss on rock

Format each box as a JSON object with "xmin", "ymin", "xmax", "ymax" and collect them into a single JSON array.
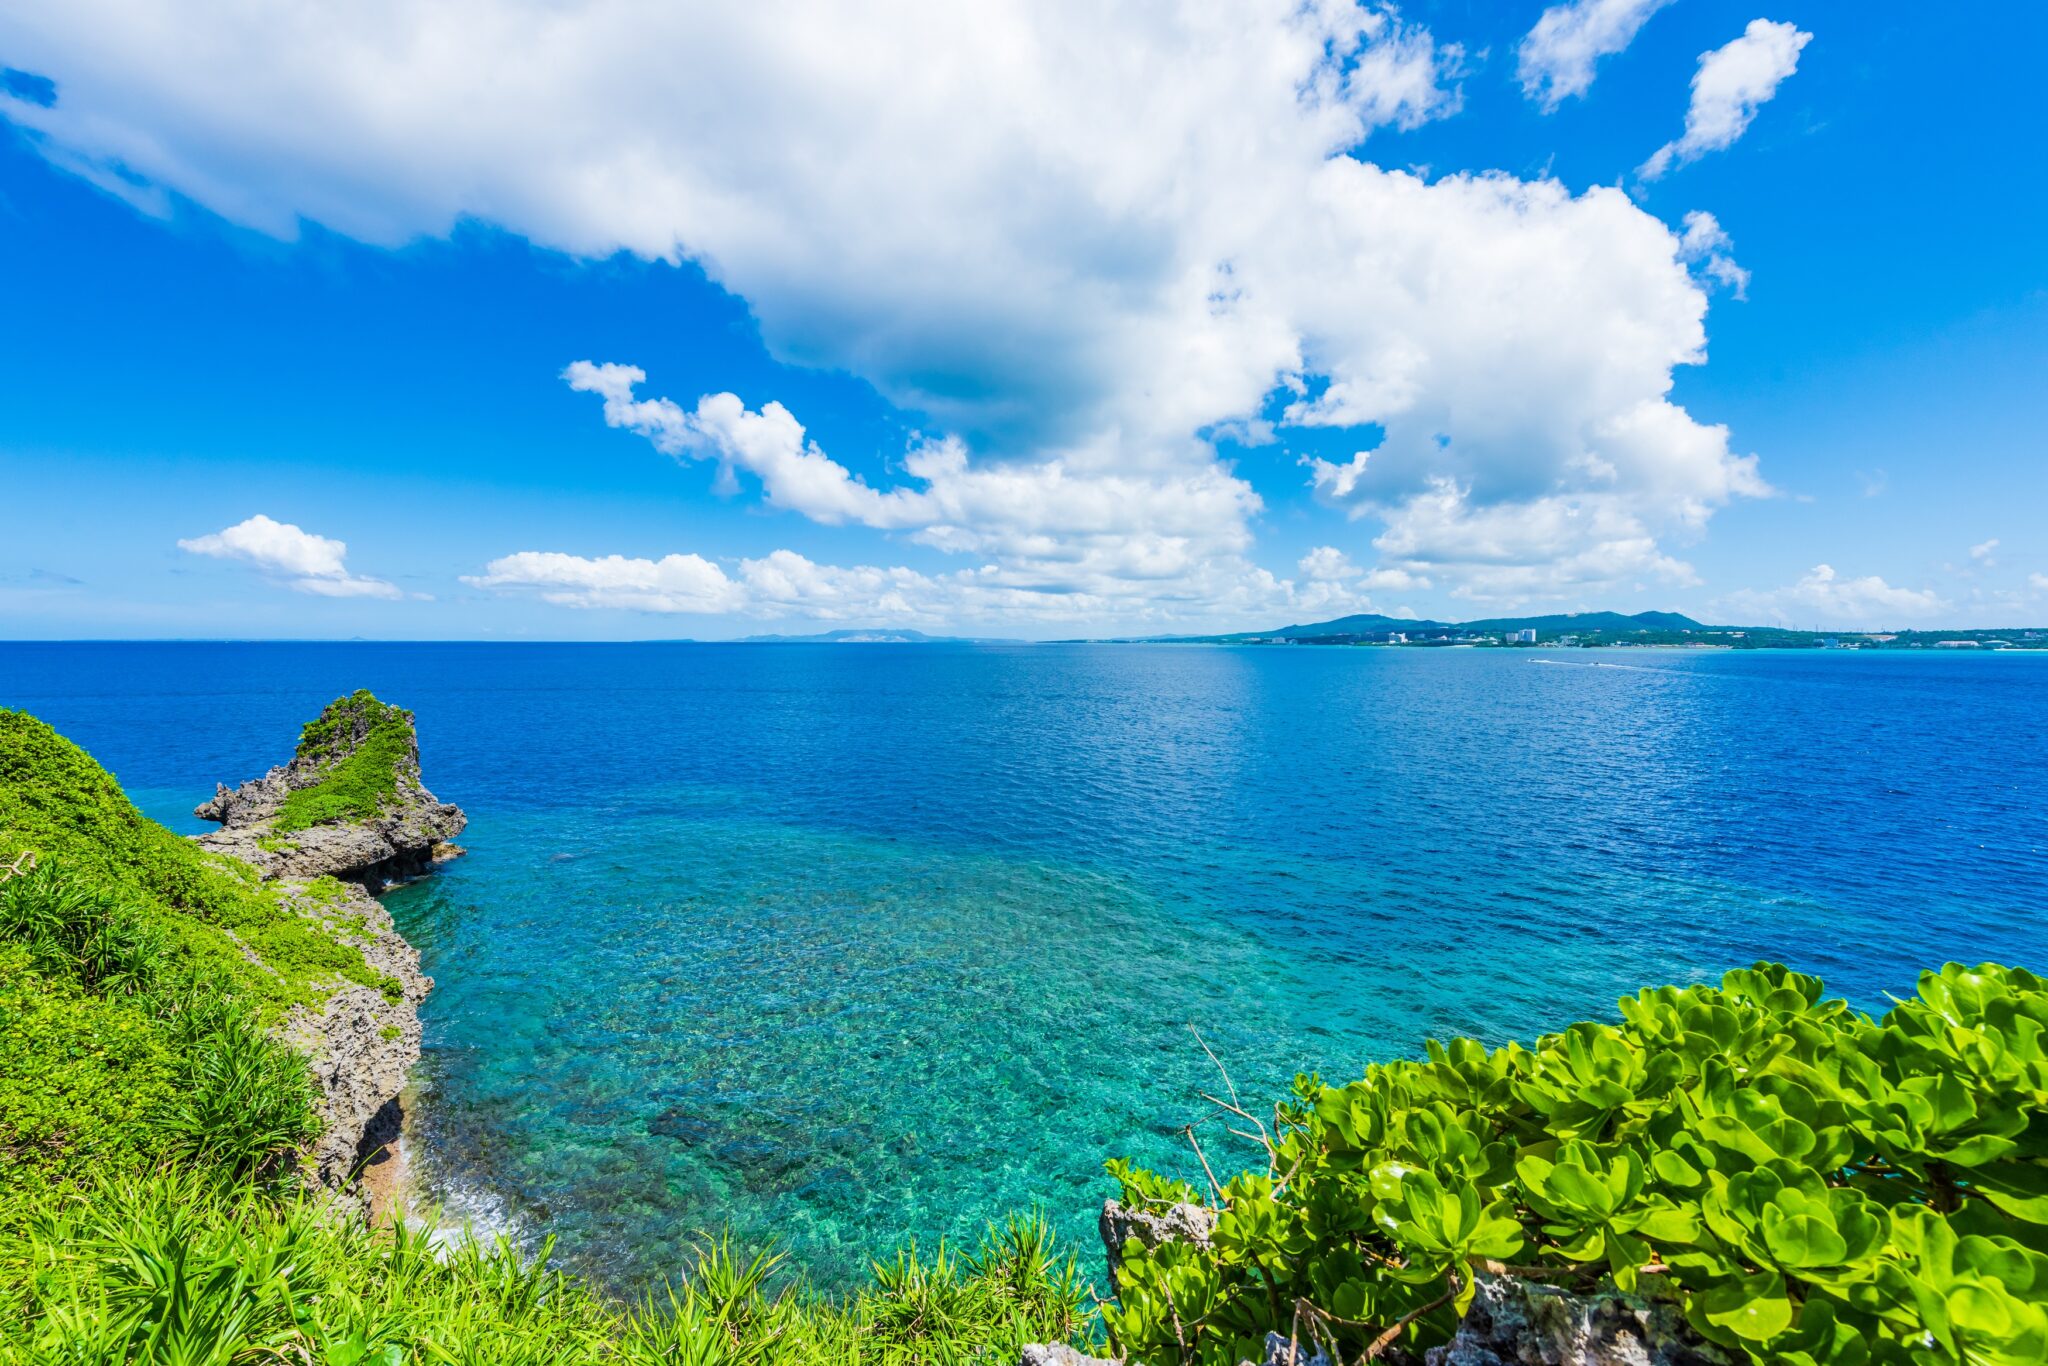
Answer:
[{"xmin": 272, "ymin": 691, "xmax": 419, "ymax": 833}]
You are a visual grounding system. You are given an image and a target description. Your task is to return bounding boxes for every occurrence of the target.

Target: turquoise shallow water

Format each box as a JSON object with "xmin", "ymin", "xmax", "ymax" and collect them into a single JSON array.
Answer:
[{"xmin": 4, "ymin": 642, "xmax": 2044, "ymax": 1289}]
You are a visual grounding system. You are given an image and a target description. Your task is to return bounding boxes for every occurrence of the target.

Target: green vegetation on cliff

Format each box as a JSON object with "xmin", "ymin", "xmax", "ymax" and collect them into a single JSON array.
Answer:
[
  {"xmin": 1107, "ymin": 961, "xmax": 2048, "ymax": 1366},
  {"xmin": 0, "ymin": 710, "xmax": 388, "ymax": 1016},
  {"xmin": 6, "ymin": 1180, "xmax": 1089, "ymax": 1365},
  {"xmin": 0, "ymin": 710, "xmax": 1095, "ymax": 1364},
  {"xmin": 0, "ymin": 855, "xmax": 324, "ymax": 1215},
  {"xmin": 272, "ymin": 690, "xmax": 420, "ymax": 833}
]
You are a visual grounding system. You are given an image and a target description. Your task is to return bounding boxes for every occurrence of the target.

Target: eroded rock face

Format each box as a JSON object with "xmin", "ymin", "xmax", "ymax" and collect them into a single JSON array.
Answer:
[
  {"xmin": 272, "ymin": 878, "xmax": 432, "ymax": 1206},
  {"xmin": 1424, "ymin": 1275, "xmax": 1730, "ymax": 1366},
  {"xmin": 195, "ymin": 691, "xmax": 465, "ymax": 889},
  {"xmin": 1099, "ymin": 1198, "xmax": 1218, "ymax": 1291},
  {"xmin": 192, "ymin": 691, "xmax": 461, "ymax": 1213}
]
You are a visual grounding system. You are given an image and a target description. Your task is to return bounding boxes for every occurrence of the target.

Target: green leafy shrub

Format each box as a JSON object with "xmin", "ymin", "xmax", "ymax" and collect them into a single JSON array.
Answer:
[
  {"xmin": 1104, "ymin": 962, "xmax": 2048, "ymax": 1366},
  {"xmin": 272, "ymin": 691, "xmax": 418, "ymax": 833},
  {"xmin": 0, "ymin": 860, "xmax": 164, "ymax": 996},
  {"xmin": 0, "ymin": 944, "xmax": 178, "ymax": 1198}
]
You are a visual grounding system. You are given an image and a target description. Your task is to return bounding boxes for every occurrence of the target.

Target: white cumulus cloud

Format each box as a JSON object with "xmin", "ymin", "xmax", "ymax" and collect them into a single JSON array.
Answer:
[
  {"xmin": 1718, "ymin": 564, "xmax": 1946, "ymax": 628},
  {"xmin": 5, "ymin": 1, "xmax": 1772, "ymax": 614},
  {"xmin": 1641, "ymin": 19, "xmax": 1813, "ymax": 180},
  {"xmin": 177, "ymin": 514, "xmax": 403, "ymax": 600},
  {"xmin": 1969, "ymin": 538, "xmax": 1999, "ymax": 564},
  {"xmin": 1517, "ymin": 0, "xmax": 1672, "ymax": 110}
]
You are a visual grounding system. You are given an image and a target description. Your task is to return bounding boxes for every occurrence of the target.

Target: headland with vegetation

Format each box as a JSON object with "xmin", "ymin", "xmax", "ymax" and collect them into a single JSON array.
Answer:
[{"xmin": 0, "ymin": 696, "xmax": 2041, "ymax": 1364}]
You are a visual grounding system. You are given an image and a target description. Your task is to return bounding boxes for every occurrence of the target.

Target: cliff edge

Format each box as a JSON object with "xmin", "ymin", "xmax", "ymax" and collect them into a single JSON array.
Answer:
[
  {"xmin": 195, "ymin": 690, "xmax": 462, "ymax": 1205},
  {"xmin": 196, "ymin": 689, "xmax": 466, "ymax": 889}
]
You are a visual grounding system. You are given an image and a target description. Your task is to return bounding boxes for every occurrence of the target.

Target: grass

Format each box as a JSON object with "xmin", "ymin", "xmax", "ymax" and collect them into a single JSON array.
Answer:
[
  {"xmin": 0, "ymin": 707, "xmax": 1104, "ymax": 1363},
  {"xmin": 2, "ymin": 1175, "xmax": 1094, "ymax": 1365},
  {"xmin": 0, "ymin": 709, "xmax": 389, "ymax": 1017},
  {"xmin": 271, "ymin": 691, "xmax": 420, "ymax": 834},
  {"xmin": 0, "ymin": 861, "xmax": 323, "ymax": 1209}
]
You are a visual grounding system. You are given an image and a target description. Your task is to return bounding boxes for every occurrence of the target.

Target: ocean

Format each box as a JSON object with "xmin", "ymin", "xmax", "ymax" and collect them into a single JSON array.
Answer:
[{"xmin": 4, "ymin": 641, "xmax": 2043, "ymax": 1288}]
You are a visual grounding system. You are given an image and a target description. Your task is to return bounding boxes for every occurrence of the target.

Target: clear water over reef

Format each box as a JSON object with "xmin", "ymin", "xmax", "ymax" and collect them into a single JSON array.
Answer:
[{"xmin": 5, "ymin": 642, "xmax": 2043, "ymax": 1288}]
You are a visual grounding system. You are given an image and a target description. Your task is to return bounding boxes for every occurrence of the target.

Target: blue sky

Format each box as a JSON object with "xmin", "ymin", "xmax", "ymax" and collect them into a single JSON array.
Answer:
[{"xmin": 1, "ymin": 0, "xmax": 2043, "ymax": 639}]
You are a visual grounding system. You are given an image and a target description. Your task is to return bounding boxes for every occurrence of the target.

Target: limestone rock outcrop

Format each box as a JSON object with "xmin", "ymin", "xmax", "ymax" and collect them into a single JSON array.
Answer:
[
  {"xmin": 1099, "ymin": 1197, "xmax": 1218, "ymax": 1290},
  {"xmin": 192, "ymin": 689, "xmax": 458, "ymax": 1211},
  {"xmin": 195, "ymin": 689, "xmax": 465, "ymax": 889},
  {"xmin": 272, "ymin": 876, "xmax": 432, "ymax": 1202},
  {"xmin": 1423, "ymin": 1275, "xmax": 1730, "ymax": 1366}
]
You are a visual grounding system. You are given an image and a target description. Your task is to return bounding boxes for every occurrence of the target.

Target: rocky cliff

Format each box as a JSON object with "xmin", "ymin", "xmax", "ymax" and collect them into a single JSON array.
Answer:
[
  {"xmin": 193, "ymin": 690, "xmax": 460, "ymax": 1209},
  {"xmin": 196, "ymin": 689, "xmax": 466, "ymax": 889}
]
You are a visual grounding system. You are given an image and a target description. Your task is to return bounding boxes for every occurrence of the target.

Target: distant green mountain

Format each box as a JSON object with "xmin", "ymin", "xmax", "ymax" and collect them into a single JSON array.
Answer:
[
  {"xmin": 1259, "ymin": 613, "xmax": 1442, "ymax": 637},
  {"xmin": 738, "ymin": 628, "xmax": 1022, "ymax": 644},
  {"xmin": 1449, "ymin": 611, "xmax": 1706, "ymax": 634},
  {"xmin": 1257, "ymin": 609, "xmax": 1705, "ymax": 639},
  {"xmin": 1097, "ymin": 609, "xmax": 1711, "ymax": 643}
]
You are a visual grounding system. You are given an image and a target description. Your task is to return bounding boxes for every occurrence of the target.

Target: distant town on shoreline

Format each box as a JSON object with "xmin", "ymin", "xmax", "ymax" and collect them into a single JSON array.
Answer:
[{"xmin": 1090, "ymin": 610, "xmax": 2048, "ymax": 650}]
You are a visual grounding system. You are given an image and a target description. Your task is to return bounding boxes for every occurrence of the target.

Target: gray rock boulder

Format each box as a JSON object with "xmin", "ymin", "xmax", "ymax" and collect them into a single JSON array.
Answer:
[
  {"xmin": 1020, "ymin": 1346, "xmax": 1121, "ymax": 1366},
  {"xmin": 195, "ymin": 689, "xmax": 465, "ymax": 888},
  {"xmin": 1099, "ymin": 1197, "xmax": 1218, "ymax": 1290},
  {"xmin": 1425, "ymin": 1275, "xmax": 1730, "ymax": 1366}
]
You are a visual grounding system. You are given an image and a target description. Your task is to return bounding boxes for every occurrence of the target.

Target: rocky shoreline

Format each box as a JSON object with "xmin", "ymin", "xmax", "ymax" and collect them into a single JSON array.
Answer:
[{"xmin": 192, "ymin": 692, "xmax": 462, "ymax": 1211}]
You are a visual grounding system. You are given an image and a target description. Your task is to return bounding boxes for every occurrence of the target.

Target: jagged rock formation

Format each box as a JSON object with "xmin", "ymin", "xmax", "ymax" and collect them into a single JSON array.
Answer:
[
  {"xmin": 1424, "ymin": 1276, "xmax": 1729, "ymax": 1366},
  {"xmin": 1247, "ymin": 1333, "xmax": 1333, "ymax": 1366},
  {"xmin": 191, "ymin": 690, "xmax": 458, "ymax": 1212},
  {"xmin": 1075, "ymin": 1201, "xmax": 1715, "ymax": 1366},
  {"xmin": 273, "ymin": 877, "xmax": 432, "ymax": 1205},
  {"xmin": 1098, "ymin": 1197, "xmax": 1218, "ymax": 1290},
  {"xmin": 196, "ymin": 689, "xmax": 465, "ymax": 889}
]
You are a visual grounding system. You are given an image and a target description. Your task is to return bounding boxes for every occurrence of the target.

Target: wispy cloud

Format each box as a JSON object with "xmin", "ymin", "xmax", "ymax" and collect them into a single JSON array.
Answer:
[
  {"xmin": 1676, "ymin": 210, "xmax": 1750, "ymax": 298},
  {"xmin": 1641, "ymin": 19, "xmax": 1813, "ymax": 180},
  {"xmin": 1517, "ymin": 0, "xmax": 1673, "ymax": 111}
]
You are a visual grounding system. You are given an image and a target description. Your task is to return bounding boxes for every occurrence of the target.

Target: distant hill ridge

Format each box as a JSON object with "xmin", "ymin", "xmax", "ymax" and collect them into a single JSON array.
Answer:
[{"xmin": 1244, "ymin": 609, "xmax": 1707, "ymax": 639}]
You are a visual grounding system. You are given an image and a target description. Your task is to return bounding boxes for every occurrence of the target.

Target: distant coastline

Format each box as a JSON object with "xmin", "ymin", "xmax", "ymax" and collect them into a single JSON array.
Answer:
[{"xmin": 1070, "ymin": 609, "xmax": 2048, "ymax": 651}]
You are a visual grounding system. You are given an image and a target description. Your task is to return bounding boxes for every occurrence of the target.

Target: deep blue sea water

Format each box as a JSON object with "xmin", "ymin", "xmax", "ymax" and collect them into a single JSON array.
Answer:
[{"xmin": 4, "ymin": 643, "xmax": 2044, "ymax": 1289}]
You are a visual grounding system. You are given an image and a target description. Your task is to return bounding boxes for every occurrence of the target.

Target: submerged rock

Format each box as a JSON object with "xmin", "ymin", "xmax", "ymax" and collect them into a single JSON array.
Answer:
[
  {"xmin": 195, "ymin": 689, "xmax": 466, "ymax": 888},
  {"xmin": 1424, "ymin": 1275, "xmax": 1730, "ymax": 1366}
]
